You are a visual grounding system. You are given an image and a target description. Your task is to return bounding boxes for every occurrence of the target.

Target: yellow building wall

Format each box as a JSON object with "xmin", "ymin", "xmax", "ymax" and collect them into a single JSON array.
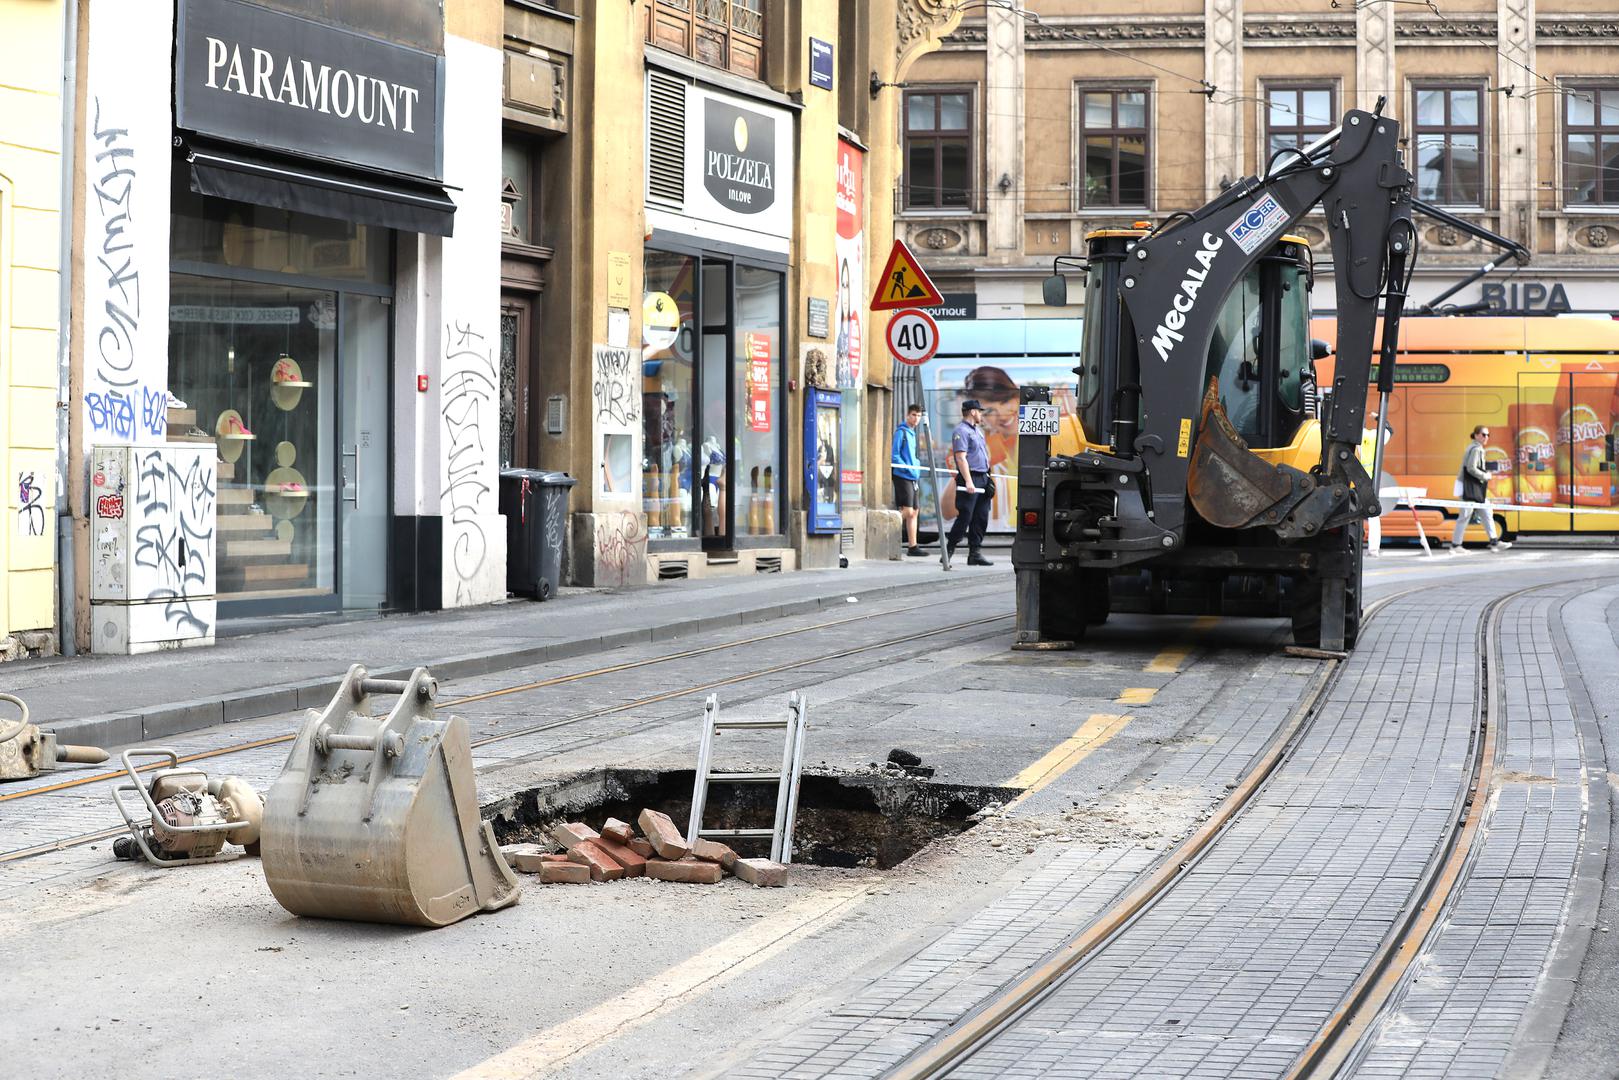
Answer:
[{"xmin": 0, "ymin": 0, "xmax": 64, "ymax": 646}]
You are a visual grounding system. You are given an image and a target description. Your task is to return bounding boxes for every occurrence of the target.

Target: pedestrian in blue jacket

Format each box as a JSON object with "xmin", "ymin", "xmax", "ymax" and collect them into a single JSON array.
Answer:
[{"xmin": 892, "ymin": 404, "xmax": 925, "ymax": 556}]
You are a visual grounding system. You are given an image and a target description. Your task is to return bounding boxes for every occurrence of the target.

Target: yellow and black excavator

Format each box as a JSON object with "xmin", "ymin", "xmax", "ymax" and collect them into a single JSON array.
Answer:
[{"xmin": 1013, "ymin": 103, "xmax": 1415, "ymax": 653}]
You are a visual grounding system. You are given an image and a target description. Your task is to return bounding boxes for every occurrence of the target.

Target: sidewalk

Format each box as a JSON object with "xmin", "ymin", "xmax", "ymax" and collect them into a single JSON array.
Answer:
[{"xmin": 7, "ymin": 558, "xmax": 1009, "ymax": 748}]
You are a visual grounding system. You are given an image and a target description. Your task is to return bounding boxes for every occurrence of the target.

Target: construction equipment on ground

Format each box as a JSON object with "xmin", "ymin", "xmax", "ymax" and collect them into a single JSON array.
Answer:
[
  {"xmin": 111, "ymin": 749, "xmax": 264, "ymax": 866},
  {"xmin": 0, "ymin": 693, "xmax": 108, "ymax": 781},
  {"xmin": 1015, "ymin": 101, "xmax": 1417, "ymax": 653},
  {"xmin": 688, "ymin": 692, "xmax": 808, "ymax": 864},
  {"xmin": 261, "ymin": 665, "xmax": 520, "ymax": 928}
]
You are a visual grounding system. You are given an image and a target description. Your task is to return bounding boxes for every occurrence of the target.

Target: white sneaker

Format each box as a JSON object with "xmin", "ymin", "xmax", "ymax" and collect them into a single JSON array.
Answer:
[
  {"xmin": 1448, "ymin": 545, "xmax": 1471, "ymax": 555},
  {"xmin": 1491, "ymin": 541, "xmax": 1513, "ymax": 551}
]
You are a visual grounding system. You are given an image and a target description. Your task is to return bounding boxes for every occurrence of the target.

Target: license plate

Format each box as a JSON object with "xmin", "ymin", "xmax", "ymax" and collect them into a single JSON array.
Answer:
[{"xmin": 1018, "ymin": 403, "xmax": 1060, "ymax": 436}]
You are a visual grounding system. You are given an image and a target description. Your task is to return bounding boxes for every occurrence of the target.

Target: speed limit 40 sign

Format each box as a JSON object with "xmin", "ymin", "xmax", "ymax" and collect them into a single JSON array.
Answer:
[{"xmin": 886, "ymin": 308, "xmax": 941, "ymax": 366}]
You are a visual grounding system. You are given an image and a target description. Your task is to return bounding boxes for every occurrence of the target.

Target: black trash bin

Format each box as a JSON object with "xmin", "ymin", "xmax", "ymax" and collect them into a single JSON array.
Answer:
[{"xmin": 499, "ymin": 469, "xmax": 576, "ymax": 600}]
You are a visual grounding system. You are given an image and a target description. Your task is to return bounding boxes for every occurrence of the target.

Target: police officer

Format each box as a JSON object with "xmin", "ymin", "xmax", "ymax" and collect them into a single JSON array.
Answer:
[{"xmin": 946, "ymin": 399, "xmax": 993, "ymax": 565}]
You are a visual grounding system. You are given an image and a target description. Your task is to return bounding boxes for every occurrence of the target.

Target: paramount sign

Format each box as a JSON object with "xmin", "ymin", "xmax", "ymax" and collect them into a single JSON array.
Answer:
[{"xmin": 177, "ymin": 0, "xmax": 443, "ymax": 180}]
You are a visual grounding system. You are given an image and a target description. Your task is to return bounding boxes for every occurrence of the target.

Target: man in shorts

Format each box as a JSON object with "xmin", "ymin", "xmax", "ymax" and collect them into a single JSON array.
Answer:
[{"xmin": 892, "ymin": 403, "xmax": 925, "ymax": 556}]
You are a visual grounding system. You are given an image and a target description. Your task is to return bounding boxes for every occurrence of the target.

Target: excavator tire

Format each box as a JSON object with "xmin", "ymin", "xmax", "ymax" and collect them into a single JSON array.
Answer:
[
  {"xmin": 1083, "ymin": 571, "xmax": 1112, "ymax": 626},
  {"xmin": 1039, "ymin": 569, "xmax": 1089, "ymax": 644},
  {"xmin": 1289, "ymin": 532, "xmax": 1363, "ymax": 650}
]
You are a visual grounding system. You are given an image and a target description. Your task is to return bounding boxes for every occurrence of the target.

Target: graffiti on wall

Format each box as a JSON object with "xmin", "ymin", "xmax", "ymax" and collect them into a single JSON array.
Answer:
[
  {"xmin": 16, "ymin": 472, "xmax": 46, "ymax": 538},
  {"xmin": 592, "ymin": 345, "xmax": 640, "ymax": 431},
  {"xmin": 133, "ymin": 449, "xmax": 215, "ymax": 635},
  {"xmin": 85, "ymin": 97, "xmax": 164, "ymax": 441},
  {"xmin": 592, "ymin": 511, "xmax": 647, "ymax": 586},
  {"xmin": 442, "ymin": 321, "xmax": 498, "ymax": 604}
]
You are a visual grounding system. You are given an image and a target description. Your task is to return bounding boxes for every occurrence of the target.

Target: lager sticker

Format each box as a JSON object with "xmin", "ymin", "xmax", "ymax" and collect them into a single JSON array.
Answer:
[{"xmin": 1227, "ymin": 193, "xmax": 1289, "ymax": 255}]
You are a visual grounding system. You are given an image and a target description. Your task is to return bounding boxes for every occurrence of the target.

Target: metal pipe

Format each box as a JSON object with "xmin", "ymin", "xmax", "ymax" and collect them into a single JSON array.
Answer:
[{"xmin": 54, "ymin": 0, "xmax": 80, "ymax": 657}]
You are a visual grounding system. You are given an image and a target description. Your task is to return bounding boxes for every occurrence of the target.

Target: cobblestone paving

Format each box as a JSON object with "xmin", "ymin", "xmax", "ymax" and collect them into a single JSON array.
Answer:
[
  {"xmin": 934, "ymin": 584, "xmax": 1507, "ymax": 1079},
  {"xmin": 725, "ymin": 651, "xmax": 1321, "ymax": 1079},
  {"xmin": 1353, "ymin": 583, "xmax": 1591, "ymax": 1079}
]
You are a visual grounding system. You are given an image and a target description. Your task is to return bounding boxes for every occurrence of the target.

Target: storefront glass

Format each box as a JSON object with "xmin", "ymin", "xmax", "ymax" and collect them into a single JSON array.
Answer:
[
  {"xmin": 643, "ymin": 251, "xmax": 697, "ymax": 539},
  {"xmin": 734, "ymin": 266, "xmax": 783, "ymax": 536},
  {"xmin": 170, "ymin": 184, "xmax": 394, "ymax": 612}
]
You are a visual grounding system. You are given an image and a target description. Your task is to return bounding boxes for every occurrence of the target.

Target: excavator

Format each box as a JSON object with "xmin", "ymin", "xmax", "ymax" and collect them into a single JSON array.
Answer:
[{"xmin": 1012, "ymin": 103, "xmax": 1416, "ymax": 653}]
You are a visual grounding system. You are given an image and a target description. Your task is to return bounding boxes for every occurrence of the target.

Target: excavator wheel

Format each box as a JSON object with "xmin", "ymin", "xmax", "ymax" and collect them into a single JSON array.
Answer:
[
  {"xmin": 1039, "ymin": 569, "xmax": 1089, "ymax": 644},
  {"xmin": 1083, "ymin": 571, "xmax": 1111, "ymax": 626},
  {"xmin": 1289, "ymin": 532, "xmax": 1363, "ymax": 650}
]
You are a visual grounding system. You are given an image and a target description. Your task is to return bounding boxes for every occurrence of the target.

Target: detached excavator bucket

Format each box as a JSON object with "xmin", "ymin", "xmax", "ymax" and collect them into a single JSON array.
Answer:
[
  {"xmin": 261, "ymin": 665, "xmax": 519, "ymax": 928},
  {"xmin": 1187, "ymin": 378, "xmax": 1310, "ymax": 529}
]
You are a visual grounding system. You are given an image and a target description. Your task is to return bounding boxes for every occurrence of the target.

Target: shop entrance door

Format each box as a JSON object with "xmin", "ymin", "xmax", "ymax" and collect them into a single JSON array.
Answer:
[{"xmin": 339, "ymin": 295, "xmax": 392, "ymax": 608}]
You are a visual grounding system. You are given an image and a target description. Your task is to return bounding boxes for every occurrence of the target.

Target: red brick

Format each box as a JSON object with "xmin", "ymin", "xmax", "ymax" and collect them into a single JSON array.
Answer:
[
  {"xmin": 628, "ymin": 838, "xmax": 655, "ymax": 859},
  {"xmin": 646, "ymin": 857, "xmax": 722, "ymax": 884},
  {"xmin": 539, "ymin": 861, "xmax": 591, "ymax": 884},
  {"xmin": 601, "ymin": 817, "xmax": 637, "ymax": 845},
  {"xmin": 593, "ymin": 835, "xmax": 648, "ymax": 878},
  {"xmin": 637, "ymin": 809, "xmax": 691, "ymax": 859},
  {"xmin": 733, "ymin": 858, "xmax": 788, "ymax": 888},
  {"xmin": 551, "ymin": 822, "xmax": 601, "ymax": 851},
  {"xmin": 539, "ymin": 853, "xmax": 570, "ymax": 863},
  {"xmin": 690, "ymin": 838, "xmax": 739, "ymax": 870},
  {"xmin": 567, "ymin": 841, "xmax": 624, "ymax": 882},
  {"xmin": 500, "ymin": 843, "xmax": 550, "ymax": 874}
]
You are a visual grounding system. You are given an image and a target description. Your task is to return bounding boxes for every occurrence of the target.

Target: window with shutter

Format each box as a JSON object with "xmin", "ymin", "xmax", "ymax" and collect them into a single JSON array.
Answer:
[{"xmin": 647, "ymin": 72, "xmax": 687, "ymax": 208}]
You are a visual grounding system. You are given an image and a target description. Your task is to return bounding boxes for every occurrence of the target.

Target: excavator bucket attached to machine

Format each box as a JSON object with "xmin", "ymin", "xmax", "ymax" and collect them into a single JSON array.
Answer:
[
  {"xmin": 261, "ymin": 665, "xmax": 520, "ymax": 928},
  {"xmin": 1186, "ymin": 377, "xmax": 1314, "ymax": 531}
]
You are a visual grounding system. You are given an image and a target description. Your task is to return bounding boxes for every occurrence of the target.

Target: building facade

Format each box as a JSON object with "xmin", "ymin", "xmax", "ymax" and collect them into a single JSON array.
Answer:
[
  {"xmin": 903, "ymin": 0, "xmax": 1619, "ymax": 319},
  {"xmin": 0, "ymin": 0, "xmax": 66, "ymax": 660}
]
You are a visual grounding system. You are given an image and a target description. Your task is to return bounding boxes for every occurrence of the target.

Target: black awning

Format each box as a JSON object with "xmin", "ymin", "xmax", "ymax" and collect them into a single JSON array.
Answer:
[{"xmin": 185, "ymin": 142, "xmax": 457, "ymax": 237}]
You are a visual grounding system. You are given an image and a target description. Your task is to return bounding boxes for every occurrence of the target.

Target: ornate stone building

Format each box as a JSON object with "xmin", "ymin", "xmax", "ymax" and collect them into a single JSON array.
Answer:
[{"xmin": 901, "ymin": 0, "xmax": 1619, "ymax": 318}]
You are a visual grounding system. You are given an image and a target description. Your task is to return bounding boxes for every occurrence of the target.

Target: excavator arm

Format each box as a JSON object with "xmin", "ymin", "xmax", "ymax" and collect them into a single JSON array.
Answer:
[{"xmin": 1115, "ymin": 106, "xmax": 1415, "ymax": 546}]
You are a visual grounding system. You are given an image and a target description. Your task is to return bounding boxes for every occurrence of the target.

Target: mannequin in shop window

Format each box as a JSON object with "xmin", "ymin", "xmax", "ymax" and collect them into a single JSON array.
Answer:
[{"xmin": 700, "ymin": 435, "xmax": 726, "ymax": 537}]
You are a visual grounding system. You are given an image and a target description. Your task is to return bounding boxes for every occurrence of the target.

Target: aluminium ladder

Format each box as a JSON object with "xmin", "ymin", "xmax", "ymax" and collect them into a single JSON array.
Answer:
[{"xmin": 687, "ymin": 692, "xmax": 808, "ymax": 864}]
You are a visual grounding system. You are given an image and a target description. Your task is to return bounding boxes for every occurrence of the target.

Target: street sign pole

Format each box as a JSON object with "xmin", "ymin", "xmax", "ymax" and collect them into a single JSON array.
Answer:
[{"xmin": 918, "ymin": 409, "xmax": 951, "ymax": 572}]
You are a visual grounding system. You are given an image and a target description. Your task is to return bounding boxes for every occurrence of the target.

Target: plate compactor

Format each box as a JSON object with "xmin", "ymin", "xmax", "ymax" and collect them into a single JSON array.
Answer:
[{"xmin": 261, "ymin": 665, "xmax": 519, "ymax": 928}]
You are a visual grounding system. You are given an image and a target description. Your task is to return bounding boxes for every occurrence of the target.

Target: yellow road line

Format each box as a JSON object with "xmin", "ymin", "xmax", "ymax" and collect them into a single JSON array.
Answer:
[
  {"xmin": 1115, "ymin": 687, "xmax": 1156, "ymax": 705},
  {"xmin": 1005, "ymin": 713, "xmax": 1131, "ymax": 808},
  {"xmin": 1143, "ymin": 615, "xmax": 1219, "ymax": 673},
  {"xmin": 448, "ymin": 885, "xmax": 875, "ymax": 1080}
]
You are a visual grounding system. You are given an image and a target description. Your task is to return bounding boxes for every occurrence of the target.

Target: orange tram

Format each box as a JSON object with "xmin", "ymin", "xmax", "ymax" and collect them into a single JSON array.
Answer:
[{"xmin": 1313, "ymin": 315, "xmax": 1619, "ymax": 542}]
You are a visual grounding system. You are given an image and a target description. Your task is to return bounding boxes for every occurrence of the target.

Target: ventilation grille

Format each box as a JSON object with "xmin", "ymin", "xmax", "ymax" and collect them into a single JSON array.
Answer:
[
  {"xmin": 840, "ymin": 527, "xmax": 856, "ymax": 552},
  {"xmin": 657, "ymin": 559, "xmax": 689, "ymax": 580},
  {"xmin": 755, "ymin": 555, "xmax": 783, "ymax": 574},
  {"xmin": 647, "ymin": 72, "xmax": 687, "ymax": 208}
]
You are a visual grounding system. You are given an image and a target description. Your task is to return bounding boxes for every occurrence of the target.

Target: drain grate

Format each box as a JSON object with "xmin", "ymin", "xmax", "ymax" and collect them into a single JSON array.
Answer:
[
  {"xmin": 658, "ymin": 559, "xmax": 689, "ymax": 580},
  {"xmin": 755, "ymin": 555, "xmax": 782, "ymax": 574}
]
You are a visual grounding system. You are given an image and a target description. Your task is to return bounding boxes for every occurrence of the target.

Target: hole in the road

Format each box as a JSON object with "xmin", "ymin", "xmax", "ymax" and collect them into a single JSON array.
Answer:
[{"xmin": 486, "ymin": 769, "xmax": 1017, "ymax": 870}]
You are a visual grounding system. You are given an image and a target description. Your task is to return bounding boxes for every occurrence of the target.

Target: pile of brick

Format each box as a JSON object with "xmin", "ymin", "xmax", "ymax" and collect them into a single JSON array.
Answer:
[{"xmin": 501, "ymin": 808, "xmax": 787, "ymax": 888}]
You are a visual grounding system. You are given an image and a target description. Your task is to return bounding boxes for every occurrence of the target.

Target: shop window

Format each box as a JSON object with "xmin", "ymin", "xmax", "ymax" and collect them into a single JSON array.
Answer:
[
  {"xmin": 1564, "ymin": 85, "xmax": 1619, "ymax": 207},
  {"xmin": 645, "ymin": 0, "xmax": 765, "ymax": 81},
  {"xmin": 1265, "ymin": 84, "xmax": 1335, "ymax": 164},
  {"xmin": 170, "ymin": 179, "xmax": 391, "ymax": 283},
  {"xmin": 1078, "ymin": 88, "xmax": 1149, "ymax": 208},
  {"xmin": 1412, "ymin": 84, "xmax": 1484, "ymax": 206},
  {"xmin": 904, "ymin": 89, "xmax": 973, "ymax": 210},
  {"xmin": 643, "ymin": 250, "xmax": 698, "ymax": 540},
  {"xmin": 734, "ymin": 265, "xmax": 783, "ymax": 536}
]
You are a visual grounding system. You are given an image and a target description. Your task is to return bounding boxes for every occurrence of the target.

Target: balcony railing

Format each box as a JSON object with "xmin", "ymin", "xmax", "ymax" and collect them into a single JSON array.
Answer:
[{"xmin": 646, "ymin": 0, "xmax": 764, "ymax": 81}]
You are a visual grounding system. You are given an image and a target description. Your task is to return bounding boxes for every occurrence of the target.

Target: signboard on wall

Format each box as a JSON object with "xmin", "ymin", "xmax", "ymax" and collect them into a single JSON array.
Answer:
[
  {"xmin": 835, "ymin": 139, "xmax": 864, "ymax": 389},
  {"xmin": 809, "ymin": 39, "xmax": 833, "ymax": 90},
  {"xmin": 175, "ymin": 0, "xmax": 444, "ymax": 179},
  {"xmin": 679, "ymin": 84, "xmax": 795, "ymax": 242}
]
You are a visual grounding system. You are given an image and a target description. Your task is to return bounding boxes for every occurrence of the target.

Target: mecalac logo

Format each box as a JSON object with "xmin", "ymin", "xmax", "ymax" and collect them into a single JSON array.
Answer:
[
  {"xmin": 1226, "ymin": 193, "xmax": 1289, "ymax": 254},
  {"xmin": 1149, "ymin": 232, "xmax": 1223, "ymax": 362},
  {"xmin": 704, "ymin": 98, "xmax": 776, "ymax": 215}
]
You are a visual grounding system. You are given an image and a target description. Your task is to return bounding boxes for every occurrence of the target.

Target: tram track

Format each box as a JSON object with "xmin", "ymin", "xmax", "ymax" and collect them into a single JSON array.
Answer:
[
  {"xmin": 878, "ymin": 577, "xmax": 1570, "ymax": 1080},
  {"xmin": 0, "ymin": 592, "xmax": 1018, "ymax": 865}
]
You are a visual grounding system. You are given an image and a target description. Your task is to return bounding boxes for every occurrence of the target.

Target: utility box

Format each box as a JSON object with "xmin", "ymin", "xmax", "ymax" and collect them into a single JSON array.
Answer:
[
  {"xmin": 499, "ymin": 469, "xmax": 576, "ymax": 600},
  {"xmin": 89, "ymin": 445, "xmax": 218, "ymax": 653}
]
